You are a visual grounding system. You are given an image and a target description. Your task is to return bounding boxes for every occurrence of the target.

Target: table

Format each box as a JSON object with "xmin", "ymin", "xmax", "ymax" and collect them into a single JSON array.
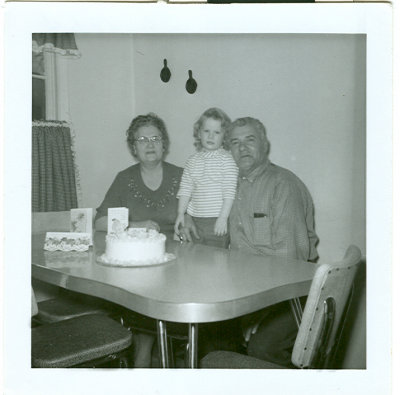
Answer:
[{"xmin": 32, "ymin": 232, "xmax": 316, "ymax": 368}]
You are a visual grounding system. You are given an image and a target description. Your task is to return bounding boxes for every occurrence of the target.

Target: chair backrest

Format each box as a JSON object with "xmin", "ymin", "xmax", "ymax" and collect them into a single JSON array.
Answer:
[
  {"xmin": 32, "ymin": 211, "xmax": 71, "ymax": 234},
  {"xmin": 31, "ymin": 288, "xmax": 39, "ymax": 317},
  {"xmin": 291, "ymin": 245, "xmax": 362, "ymax": 369}
]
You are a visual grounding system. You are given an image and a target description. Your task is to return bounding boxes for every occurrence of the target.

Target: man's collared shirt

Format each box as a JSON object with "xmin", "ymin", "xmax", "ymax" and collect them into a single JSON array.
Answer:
[{"xmin": 229, "ymin": 160, "xmax": 318, "ymax": 262}]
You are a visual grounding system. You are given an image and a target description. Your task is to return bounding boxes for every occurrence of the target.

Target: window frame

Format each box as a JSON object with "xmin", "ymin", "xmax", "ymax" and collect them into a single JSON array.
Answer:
[{"xmin": 32, "ymin": 51, "xmax": 70, "ymax": 121}]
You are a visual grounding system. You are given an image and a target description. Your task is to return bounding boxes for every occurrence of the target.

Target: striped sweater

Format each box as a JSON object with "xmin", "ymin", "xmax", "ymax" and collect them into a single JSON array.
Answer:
[{"xmin": 177, "ymin": 148, "xmax": 238, "ymax": 217}]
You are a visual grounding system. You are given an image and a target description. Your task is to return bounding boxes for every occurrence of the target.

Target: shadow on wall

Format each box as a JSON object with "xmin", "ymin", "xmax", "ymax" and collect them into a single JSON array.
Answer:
[{"xmin": 335, "ymin": 259, "xmax": 366, "ymax": 369}]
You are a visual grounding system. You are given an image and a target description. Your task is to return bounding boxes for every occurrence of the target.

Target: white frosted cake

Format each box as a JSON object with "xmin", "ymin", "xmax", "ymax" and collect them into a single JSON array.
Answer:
[{"xmin": 99, "ymin": 228, "xmax": 172, "ymax": 266}]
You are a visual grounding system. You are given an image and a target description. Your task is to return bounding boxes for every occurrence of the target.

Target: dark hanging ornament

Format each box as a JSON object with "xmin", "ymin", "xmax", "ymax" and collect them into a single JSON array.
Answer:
[
  {"xmin": 160, "ymin": 59, "xmax": 171, "ymax": 83},
  {"xmin": 185, "ymin": 70, "xmax": 197, "ymax": 94}
]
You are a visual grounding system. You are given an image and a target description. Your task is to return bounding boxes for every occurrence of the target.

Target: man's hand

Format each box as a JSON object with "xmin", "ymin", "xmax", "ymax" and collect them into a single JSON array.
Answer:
[
  {"xmin": 241, "ymin": 310, "xmax": 271, "ymax": 343},
  {"xmin": 243, "ymin": 321, "xmax": 262, "ymax": 343},
  {"xmin": 179, "ymin": 214, "xmax": 200, "ymax": 242},
  {"xmin": 214, "ymin": 216, "xmax": 228, "ymax": 236}
]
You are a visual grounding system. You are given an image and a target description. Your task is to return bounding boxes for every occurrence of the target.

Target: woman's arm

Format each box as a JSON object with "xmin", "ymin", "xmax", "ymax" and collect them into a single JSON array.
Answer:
[
  {"xmin": 94, "ymin": 216, "xmax": 108, "ymax": 231},
  {"xmin": 94, "ymin": 172, "xmax": 124, "ymax": 226},
  {"xmin": 95, "ymin": 216, "xmax": 160, "ymax": 232}
]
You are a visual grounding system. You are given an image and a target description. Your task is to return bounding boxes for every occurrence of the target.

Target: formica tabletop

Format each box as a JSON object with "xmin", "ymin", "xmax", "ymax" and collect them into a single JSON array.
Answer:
[{"xmin": 32, "ymin": 232, "xmax": 316, "ymax": 323}]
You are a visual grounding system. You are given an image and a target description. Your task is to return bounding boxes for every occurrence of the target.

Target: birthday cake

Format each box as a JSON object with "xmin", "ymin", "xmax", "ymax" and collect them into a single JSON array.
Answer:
[{"xmin": 98, "ymin": 228, "xmax": 174, "ymax": 267}]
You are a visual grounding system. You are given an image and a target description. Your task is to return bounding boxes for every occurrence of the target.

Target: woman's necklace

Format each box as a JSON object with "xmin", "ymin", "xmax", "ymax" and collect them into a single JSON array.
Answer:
[
  {"xmin": 129, "ymin": 164, "xmax": 180, "ymax": 209},
  {"xmin": 140, "ymin": 164, "xmax": 163, "ymax": 191}
]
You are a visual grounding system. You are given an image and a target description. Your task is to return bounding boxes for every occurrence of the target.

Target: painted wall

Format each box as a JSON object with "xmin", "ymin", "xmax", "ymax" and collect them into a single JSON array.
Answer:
[
  {"xmin": 68, "ymin": 34, "xmax": 136, "ymax": 210},
  {"xmin": 68, "ymin": 33, "xmax": 366, "ymax": 263},
  {"xmin": 132, "ymin": 34, "xmax": 366, "ymax": 263}
]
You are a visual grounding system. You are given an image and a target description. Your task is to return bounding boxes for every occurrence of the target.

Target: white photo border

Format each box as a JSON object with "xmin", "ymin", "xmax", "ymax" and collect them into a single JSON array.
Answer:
[{"xmin": 3, "ymin": 2, "xmax": 392, "ymax": 395}]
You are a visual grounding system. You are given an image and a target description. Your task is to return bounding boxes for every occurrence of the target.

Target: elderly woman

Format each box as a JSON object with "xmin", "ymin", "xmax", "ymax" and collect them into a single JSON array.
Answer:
[
  {"xmin": 95, "ymin": 113, "xmax": 183, "ymax": 367},
  {"xmin": 95, "ymin": 113, "xmax": 182, "ymax": 238}
]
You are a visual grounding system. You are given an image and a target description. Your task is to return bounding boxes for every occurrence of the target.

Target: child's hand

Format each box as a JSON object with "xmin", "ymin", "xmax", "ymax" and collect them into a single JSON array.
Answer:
[
  {"xmin": 214, "ymin": 217, "xmax": 228, "ymax": 236},
  {"xmin": 174, "ymin": 213, "xmax": 185, "ymax": 236}
]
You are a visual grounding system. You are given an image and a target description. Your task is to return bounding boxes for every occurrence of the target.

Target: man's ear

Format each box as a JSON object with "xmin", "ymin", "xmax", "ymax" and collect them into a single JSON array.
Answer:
[{"xmin": 263, "ymin": 138, "xmax": 270, "ymax": 156}]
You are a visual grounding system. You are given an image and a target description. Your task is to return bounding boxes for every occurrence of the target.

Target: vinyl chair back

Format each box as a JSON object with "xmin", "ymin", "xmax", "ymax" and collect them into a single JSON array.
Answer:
[
  {"xmin": 32, "ymin": 288, "xmax": 39, "ymax": 316},
  {"xmin": 31, "ymin": 290, "xmax": 132, "ymax": 368},
  {"xmin": 35, "ymin": 295, "xmax": 109, "ymax": 324},
  {"xmin": 291, "ymin": 245, "xmax": 362, "ymax": 369}
]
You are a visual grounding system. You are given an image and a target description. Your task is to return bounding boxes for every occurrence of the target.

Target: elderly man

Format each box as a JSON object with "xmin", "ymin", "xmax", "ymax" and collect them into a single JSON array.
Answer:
[
  {"xmin": 183, "ymin": 116, "xmax": 318, "ymax": 366},
  {"xmin": 228, "ymin": 117, "xmax": 318, "ymax": 261}
]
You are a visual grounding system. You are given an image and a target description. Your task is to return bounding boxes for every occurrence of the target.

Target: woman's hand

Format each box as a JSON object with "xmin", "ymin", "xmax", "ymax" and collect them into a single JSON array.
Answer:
[
  {"xmin": 130, "ymin": 220, "xmax": 160, "ymax": 232},
  {"xmin": 214, "ymin": 216, "xmax": 228, "ymax": 236},
  {"xmin": 174, "ymin": 213, "xmax": 185, "ymax": 236},
  {"xmin": 145, "ymin": 220, "xmax": 160, "ymax": 232}
]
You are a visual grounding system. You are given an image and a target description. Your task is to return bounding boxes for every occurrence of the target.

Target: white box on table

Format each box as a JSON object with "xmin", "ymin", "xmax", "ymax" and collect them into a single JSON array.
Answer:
[{"xmin": 44, "ymin": 232, "xmax": 92, "ymax": 252}]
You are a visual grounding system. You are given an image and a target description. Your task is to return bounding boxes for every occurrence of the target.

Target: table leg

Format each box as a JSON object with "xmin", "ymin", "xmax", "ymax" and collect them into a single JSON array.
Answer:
[
  {"xmin": 187, "ymin": 323, "xmax": 198, "ymax": 368},
  {"xmin": 156, "ymin": 319, "xmax": 170, "ymax": 368},
  {"xmin": 289, "ymin": 297, "xmax": 303, "ymax": 329}
]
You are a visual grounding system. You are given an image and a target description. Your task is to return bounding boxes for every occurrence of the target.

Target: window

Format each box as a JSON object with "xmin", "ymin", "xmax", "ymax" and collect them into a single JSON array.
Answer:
[
  {"xmin": 32, "ymin": 50, "xmax": 69, "ymax": 121},
  {"xmin": 32, "ymin": 52, "xmax": 46, "ymax": 120}
]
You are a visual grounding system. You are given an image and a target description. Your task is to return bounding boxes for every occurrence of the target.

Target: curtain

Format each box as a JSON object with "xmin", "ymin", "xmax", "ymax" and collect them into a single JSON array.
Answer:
[
  {"xmin": 32, "ymin": 33, "xmax": 81, "ymax": 58},
  {"xmin": 32, "ymin": 121, "xmax": 78, "ymax": 212}
]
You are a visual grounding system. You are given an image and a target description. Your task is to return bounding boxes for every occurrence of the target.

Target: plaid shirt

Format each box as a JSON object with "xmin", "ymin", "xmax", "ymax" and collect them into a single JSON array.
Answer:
[{"xmin": 229, "ymin": 160, "xmax": 318, "ymax": 262}]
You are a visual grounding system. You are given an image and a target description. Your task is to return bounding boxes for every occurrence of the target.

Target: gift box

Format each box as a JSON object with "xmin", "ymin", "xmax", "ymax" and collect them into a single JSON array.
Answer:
[{"xmin": 44, "ymin": 232, "xmax": 92, "ymax": 252}]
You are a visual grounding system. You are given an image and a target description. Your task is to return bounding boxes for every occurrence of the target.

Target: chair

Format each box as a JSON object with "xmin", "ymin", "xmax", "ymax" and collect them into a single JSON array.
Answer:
[
  {"xmin": 33, "ymin": 293, "xmax": 110, "ymax": 325},
  {"xmin": 31, "ymin": 290, "xmax": 132, "ymax": 368},
  {"xmin": 32, "ymin": 211, "xmax": 115, "ymax": 324},
  {"xmin": 200, "ymin": 245, "xmax": 362, "ymax": 369}
]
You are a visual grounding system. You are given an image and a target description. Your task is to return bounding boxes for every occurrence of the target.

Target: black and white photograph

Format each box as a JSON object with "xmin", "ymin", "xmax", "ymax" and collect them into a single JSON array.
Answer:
[{"xmin": 3, "ymin": 3, "xmax": 393, "ymax": 395}]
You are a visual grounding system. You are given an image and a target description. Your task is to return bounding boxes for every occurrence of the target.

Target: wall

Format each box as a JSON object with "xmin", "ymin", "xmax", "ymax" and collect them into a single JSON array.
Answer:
[
  {"xmin": 67, "ymin": 34, "xmax": 366, "ymax": 263},
  {"xmin": 131, "ymin": 34, "xmax": 366, "ymax": 263},
  {"xmin": 68, "ymin": 34, "xmax": 137, "ymax": 211}
]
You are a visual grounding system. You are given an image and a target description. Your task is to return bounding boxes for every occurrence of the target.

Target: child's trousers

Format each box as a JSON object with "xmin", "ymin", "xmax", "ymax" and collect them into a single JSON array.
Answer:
[{"xmin": 191, "ymin": 216, "xmax": 229, "ymax": 249}]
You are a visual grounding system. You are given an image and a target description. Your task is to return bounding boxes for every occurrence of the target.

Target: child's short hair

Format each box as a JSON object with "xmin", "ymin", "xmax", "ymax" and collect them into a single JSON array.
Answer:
[{"xmin": 193, "ymin": 107, "xmax": 231, "ymax": 150}]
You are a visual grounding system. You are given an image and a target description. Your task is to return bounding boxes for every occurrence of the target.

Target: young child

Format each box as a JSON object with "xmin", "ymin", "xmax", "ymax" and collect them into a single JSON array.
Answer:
[{"xmin": 175, "ymin": 108, "xmax": 238, "ymax": 248}]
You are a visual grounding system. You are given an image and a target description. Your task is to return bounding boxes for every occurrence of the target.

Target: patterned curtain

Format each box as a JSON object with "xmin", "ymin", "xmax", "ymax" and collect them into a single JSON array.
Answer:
[
  {"xmin": 32, "ymin": 33, "xmax": 81, "ymax": 58},
  {"xmin": 32, "ymin": 121, "xmax": 78, "ymax": 212}
]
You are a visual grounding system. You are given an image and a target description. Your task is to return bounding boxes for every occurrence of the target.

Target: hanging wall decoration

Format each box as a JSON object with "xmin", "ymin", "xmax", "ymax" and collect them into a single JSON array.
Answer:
[
  {"xmin": 160, "ymin": 59, "xmax": 171, "ymax": 83},
  {"xmin": 185, "ymin": 70, "xmax": 197, "ymax": 94}
]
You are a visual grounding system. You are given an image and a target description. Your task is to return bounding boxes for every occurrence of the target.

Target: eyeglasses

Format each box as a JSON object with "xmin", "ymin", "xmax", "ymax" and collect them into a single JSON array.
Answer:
[{"xmin": 134, "ymin": 136, "xmax": 163, "ymax": 145}]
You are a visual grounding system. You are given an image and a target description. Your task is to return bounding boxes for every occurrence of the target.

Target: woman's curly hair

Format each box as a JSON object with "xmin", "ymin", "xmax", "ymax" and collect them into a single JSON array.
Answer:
[{"xmin": 126, "ymin": 113, "xmax": 170, "ymax": 158}]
